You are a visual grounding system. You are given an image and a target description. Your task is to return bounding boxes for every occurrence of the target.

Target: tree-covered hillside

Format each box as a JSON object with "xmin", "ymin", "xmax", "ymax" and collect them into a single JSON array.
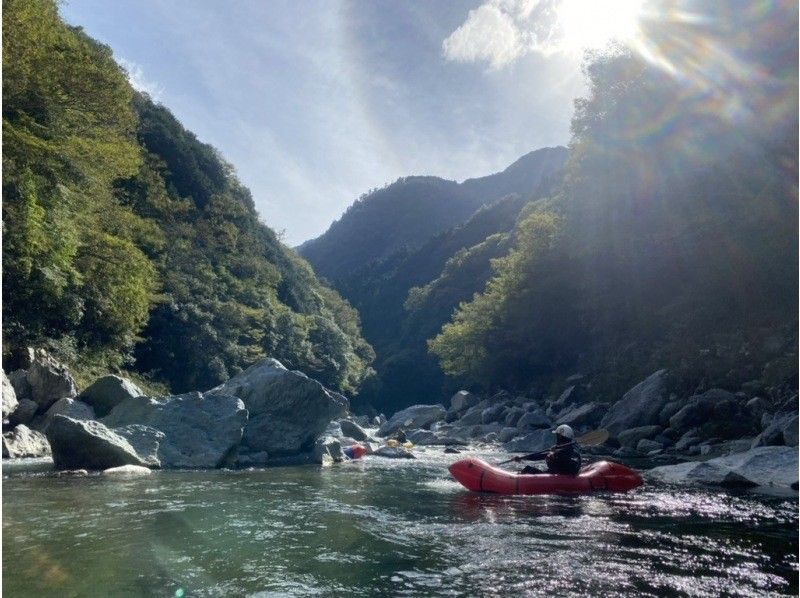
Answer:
[
  {"xmin": 431, "ymin": 5, "xmax": 798, "ymax": 403},
  {"xmin": 298, "ymin": 147, "xmax": 567, "ymax": 285},
  {"xmin": 2, "ymin": 0, "xmax": 374, "ymax": 394}
]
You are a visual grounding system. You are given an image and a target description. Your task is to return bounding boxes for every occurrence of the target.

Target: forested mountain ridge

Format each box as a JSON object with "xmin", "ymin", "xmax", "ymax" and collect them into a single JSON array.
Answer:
[
  {"xmin": 2, "ymin": 0, "xmax": 374, "ymax": 394},
  {"xmin": 298, "ymin": 147, "xmax": 568, "ymax": 285}
]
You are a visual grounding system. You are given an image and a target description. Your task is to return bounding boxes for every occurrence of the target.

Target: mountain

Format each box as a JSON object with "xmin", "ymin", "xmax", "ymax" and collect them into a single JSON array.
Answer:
[
  {"xmin": 298, "ymin": 147, "xmax": 568, "ymax": 285},
  {"xmin": 2, "ymin": 0, "xmax": 373, "ymax": 394}
]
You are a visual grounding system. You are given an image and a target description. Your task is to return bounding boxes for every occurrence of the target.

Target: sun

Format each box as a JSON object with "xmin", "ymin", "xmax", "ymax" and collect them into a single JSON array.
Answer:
[{"xmin": 557, "ymin": 0, "xmax": 645, "ymax": 54}]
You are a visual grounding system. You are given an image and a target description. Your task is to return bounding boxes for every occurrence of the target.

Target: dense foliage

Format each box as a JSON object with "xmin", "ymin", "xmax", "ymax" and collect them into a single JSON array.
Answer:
[
  {"xmin": 301, "ymin": 151, "xmax": 568, "ymax": 414},
  {"xmin": 2, "ymin": 0, "xmax": 374, "ymax": 394},
  {"xmin": 431, "ymin": 5, "xmax": 798, "ymax": 400}
]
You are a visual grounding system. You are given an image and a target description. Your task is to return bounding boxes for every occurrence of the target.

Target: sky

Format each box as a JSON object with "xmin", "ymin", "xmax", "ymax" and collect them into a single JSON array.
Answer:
[{"xmin": 60, "ymin": 0, "xmax": 594, "ymax": 245}]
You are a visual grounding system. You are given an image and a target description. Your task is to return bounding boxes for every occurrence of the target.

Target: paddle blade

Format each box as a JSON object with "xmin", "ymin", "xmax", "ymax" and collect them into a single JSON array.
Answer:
[{"xmin": 577, "ymin": 429, "xmax": 609, "ymax": 446}]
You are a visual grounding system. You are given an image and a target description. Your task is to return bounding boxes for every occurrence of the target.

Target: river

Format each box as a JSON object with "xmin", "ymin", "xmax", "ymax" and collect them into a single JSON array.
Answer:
[{"xmin": 3, "ymin": 448, "xmax": 797, "ymax": 597}]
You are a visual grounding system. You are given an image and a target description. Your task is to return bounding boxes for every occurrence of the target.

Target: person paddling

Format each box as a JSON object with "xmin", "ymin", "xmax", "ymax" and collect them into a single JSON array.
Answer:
[{"xmin": 514, "ymin": 424, "xmax": 582, "ymax": 475}]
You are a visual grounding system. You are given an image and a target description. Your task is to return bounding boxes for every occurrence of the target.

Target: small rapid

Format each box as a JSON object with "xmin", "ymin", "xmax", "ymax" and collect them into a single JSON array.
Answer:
[{"xmin": 3, "ymin": 447, "xmax": 797, "ymax": 596}]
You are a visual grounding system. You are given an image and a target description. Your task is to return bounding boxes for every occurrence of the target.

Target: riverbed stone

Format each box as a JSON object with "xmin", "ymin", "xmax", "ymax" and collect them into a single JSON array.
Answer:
[
  {"xmin": 556, "ymin": 402, "xmax": 607, "ymax": 428},
  {"xmin": 36, "ymin": 398, "xmax": 95, "ymax": 433},
  {"xmin": 502, "ymin": 429, "xmax": 552, "ymax": 454},
  {"xmin": 104, "ymin": 391, "xmax": 246, "ymax": 468},
  {"xmin": 339, "ymin": 419, "xmax": 370, "ymax": 441},
  {"xmin": 78, "ymin": 375, "xmax": 145, "ymax": 417},
  {"xmin": 213, "ymin": 358, "xmax": 347, "ymax": 458},
  {"xmin": 618, "ymin": 425, "xmax": 663, "ymax": 448},
  {"xmin": 601, "ymin": 369, "xmax": 670, "ymax": 435},
  {"xmin": 102, "ymin": 464, "xmax": 152, "ymax": 476},
  {"xmin": 46, "ymin": 416, "xmax": 150, "ymax": 470},
  {"xmin": 2, "ymin": 424, "xmax": 51, "ymax": 458},
  {"xmin": 2, "ymin": 370, "xmax": 18, "ymax": 420},
  {"xmin": 27, "ymin": 353, "xmax": 77, "ymax": 410},
  {"xmin": 378, "ymin": 404, "xmax": 446, "ymax": 437},
  {"xmin": 9, "ymin": 398, "xmax": 39, "ymax": 426},
  {"xmin": 648, "ymin": 446, "xmax": 799, "ymax": 488},
  {"xmin": 517, "ymin": 408, "xmax": 551, "ymax": 430},
  {"xmin": 450, "ymin": 390, "xmax": 479, "ymax": 412}
]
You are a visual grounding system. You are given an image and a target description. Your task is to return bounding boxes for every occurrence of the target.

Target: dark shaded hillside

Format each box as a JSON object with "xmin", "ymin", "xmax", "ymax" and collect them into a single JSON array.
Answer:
[
  {"xmin": 298, "ymin": 147, "xmax": 568, "ymax": 284},
  {"xmin": 2, "ymin": 0, "xmax": 374, "ymax": 394}
]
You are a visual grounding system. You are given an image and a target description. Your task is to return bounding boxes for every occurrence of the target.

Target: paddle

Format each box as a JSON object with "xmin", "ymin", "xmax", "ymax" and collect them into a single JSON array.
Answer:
[{"xmin": 496, "ymin": 429, "xmax": 609, "ymax": 465}]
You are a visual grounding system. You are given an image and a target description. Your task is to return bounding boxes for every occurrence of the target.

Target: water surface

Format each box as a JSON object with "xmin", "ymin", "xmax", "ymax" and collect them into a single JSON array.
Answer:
[{"xmin": 3, "ymin": 449, "xmax": 797, "ymax": 596}]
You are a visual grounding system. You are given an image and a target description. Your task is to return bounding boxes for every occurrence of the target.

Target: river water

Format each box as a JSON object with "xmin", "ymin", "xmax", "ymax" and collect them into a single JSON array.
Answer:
[{"xmin": 3, "ymin": 448, "xmax": 797, "ymax": 597}]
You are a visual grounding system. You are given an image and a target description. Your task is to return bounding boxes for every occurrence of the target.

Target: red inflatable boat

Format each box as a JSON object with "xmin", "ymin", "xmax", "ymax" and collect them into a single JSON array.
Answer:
[{"xmin": 448, "ymin": 457, "xmax": 643, "ymax": 495}]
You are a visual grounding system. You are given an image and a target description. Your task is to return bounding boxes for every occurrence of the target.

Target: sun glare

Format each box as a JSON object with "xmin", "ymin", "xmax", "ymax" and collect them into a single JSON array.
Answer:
[{"xmin": 558, "ymin": 0, "xmax": 645, "ymax": 53}]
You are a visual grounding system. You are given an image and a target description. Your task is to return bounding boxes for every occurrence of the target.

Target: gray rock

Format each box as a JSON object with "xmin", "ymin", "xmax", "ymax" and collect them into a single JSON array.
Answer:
[
  {"xmin": 783, "ymin": 415, "xmax": 798, "ymax": 446},
  {"xmin": 601, "ymin": 370, "xmax": 670, "ymax": 435},
  {"xmin": 637, "ymin": 439, "xmax": 663, "ymax": 453},
  {"xmin": 237, "ymin": 451, "xmax": 270, "ymax": 466},
  {"xmin": 27, "ymin": 353, "xmax": 77, "ymax": 410},
  {"xmin": 481, "ymin": 404, "xmax": 505, "ymax": 424},
  {"xmin": 45, "ymin": 416, "xmax": 150, "ymax": 470},
  {"xmin": 658, "ymin": 400, "xmax": 683, "ymax": 426},
  {"xmin": 36, "ymin": 398, "xmax": 95, "ymax": 433},
  {"xmin": 504, "ymin": 407, "xmax": 525, "ymax": 427},
  {"xmin": 499, "ymin": 426, "xmax": 519, "ymax": 443},
  {"xmin": 502, "ymin": 429, "xmax": 552, "ymax": 454},
  {"xmin": 378, "ymin": 404, "xmax": 446, "ymax": 437},
  {"xmin": 339, "ymin": 419, "xmax": 369, "ymax": 441},
  {"xmin": 102, "ymin": 464, "xmax": 152, "ymax": 476},
  {"xmin": 78, "ymin": 375, "xmax": 145, "ymax": 417},
  {"xmin": 2, "ymin": 425, "xmax": 51, "ymax": 458},
  {"xmin": 212, "ymin": 358, "xmax": 347, "ymax": 456},
  {"xmin": 450, "ymin": 390, "xmax": 480, "ymax": 412},
  {"xmin": 323, "ymin": 420, "xmax": 344, "ymax": 438},
  {"xmin": 104, "ymin": 391, "xmax": 246, "ymax": 468},
  {"xmin": 648, "ymin": 446, "xmax": 799, "ymax": 488},
  {"xmin": 455, "ymin": 406, "xmax": 485, "ymax": 427},
  {"xmin": 444, "ymin": 447, "xmax": 461, "ymax": 454},
  {"xmin": 674, "ymin": 430, "xmax": 701, "ymax": 451},
  {"xmin": 556, "ymin": 402, "xmax": 607, "ymax": 428},
  {"xmin": 613, "ymin": 447, "xmax": 638, "ymax": 458},
  {"xmin": 745, "ymin": 396, "xmax": 770, "ymax": 417},
  {"xmin": 312, "ymin": 436, "xmax": 343, "ymax": 464},
  {"xmin": 9, "ymin": 398, "xmax": 38, "ymax": 426},
  {"xmin": 720, "ymin": 438, "xmax": 753, "ymax": 455},
  {"xmin": 8, "ymin": 369, "xmax": 31, "ymax": 401},
  {"xmin": 373, "ymin": 446, "xmax": 415, "ymax": 459},
  {"xmin": 618, "ymin": 425, "xmax": 663, "ymax": 448},
  {"xmin": 113, "ymin": 424, "xmax": 164, "ymax": 467},
  {"xmin": 2, "ymin": 370, "xmax": 18, "ymax": 419},
  {"xmin": 668, "ymin": 389, "xmax": 737, "ymax": 433},
  {"xmin": 517, "ymin": 408, "xmax": 551, "ymax": 430}
]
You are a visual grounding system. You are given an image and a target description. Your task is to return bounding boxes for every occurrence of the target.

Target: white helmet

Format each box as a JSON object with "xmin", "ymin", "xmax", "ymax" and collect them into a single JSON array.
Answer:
[{"xmin": 553, "ymin": 424, "xmax": 574, "ymax": 439}]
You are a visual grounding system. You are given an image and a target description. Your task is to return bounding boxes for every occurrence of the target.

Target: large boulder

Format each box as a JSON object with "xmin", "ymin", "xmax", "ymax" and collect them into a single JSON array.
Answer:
[
  {"xmin": 27, "ymin": 353, "xmax": 77, "ymax": 410},
  {"xmin": 8, "ymin": 369, "xmax": 31, "ymax": 401},
  {"xmin": 339, "ymin": 419, "xmax": 370, "ymax": 442},
  {"xmin": 450, "ymin": 390, "xmax": 480, "ymax": 412},
  {"xmin": 648, "ymin": 446, "xmax": 799, "ymax": 488},
  {"xmin": 517, "ymin": 408, "xmax": 551, "ymax": 430},
  {"xmin": 312, "ymin": 436, "xmax": 344, "ymax": 464},
  {"xmin": 502, "ymin": 429, "xmax": 553, "ymax": 454},
  {"xmin": 378, "ymin": 404, "xmax": 446, "ymax": 437},
  {"xmin": 9, "ymin": 399, "xmax": 38, "ymax": 426},
  {"xmin": 2, "ymin": 370, "xmax": 18, "ymax": 419},
  {"xmin": 212, "ymin": 358, "xmax": 347, "ymax": 457},
  {"xmin": 454, "ymin": 405, "xmax": 486, "ymax": 427},
  {"xmin": 556, "ymin": 402, "xmax": 608, "ymax": 428},
  {"xmin": 45, "ymin": 416, "xmax": 152, "ymax": 470},
  {"xmin": 103, "ymin": 391, "xmax": 247, "ymax": 468},
  {"xmin": 78, "ymin": 375, "xmax": 145, "ymax": 417},
  {"xmin": 113, "ymin": 424, "xmax": 164, "ymax": 467},
  {"xmin": 2, "ymin": 425, "xmax": 51, "ymax": 458},
  {"xmin": 601, "ymin": 370, "xmax": 669, "ymax": 435},
  {"xmin": 35, "ymin": 398, "xmax": 95, "ymax": 433}
]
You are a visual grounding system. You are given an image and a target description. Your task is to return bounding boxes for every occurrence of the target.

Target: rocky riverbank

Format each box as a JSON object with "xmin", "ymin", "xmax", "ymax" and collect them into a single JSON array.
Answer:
[
  {"xmin": 3, "ymin": 352, "xmax": 797, "ymax": 489},
  {"xmin": 1, "ymin": 349, "xmax": 385, "ymax": 472},
  {"xmin": 371, "ymin": 369, "xmax": 798, "ymax": 490}
]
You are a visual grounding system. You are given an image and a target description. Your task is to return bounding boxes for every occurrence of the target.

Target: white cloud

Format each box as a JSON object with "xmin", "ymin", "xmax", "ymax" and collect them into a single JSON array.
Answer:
[
  {"xmin": 117, "ymin": 57, "xmax": 164, "ymax": 100},
  {"xmin": 442, "ymin": 0, "xmax": 565, "ymax": 69}
]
